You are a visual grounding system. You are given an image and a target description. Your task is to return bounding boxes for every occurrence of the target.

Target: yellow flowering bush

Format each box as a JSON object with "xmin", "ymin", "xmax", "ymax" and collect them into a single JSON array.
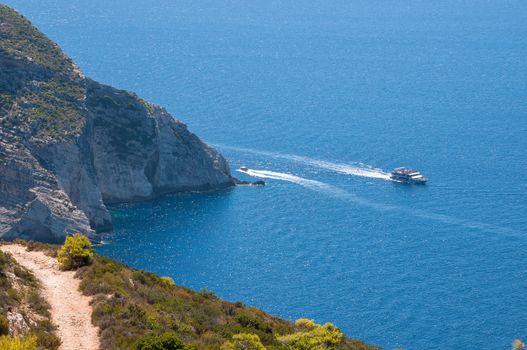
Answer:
[
  {"xmin": 277, "ymin": 319, "xmax": 344, "ymax": 350},
  {"xmin": 0, "ymin": 335, "xmax": 37, "ymax": 350},
  {"xmin": 221, "ymin": 333, "xmax": 266, "ymax": 350},
  {"xmin": 57, "ymin": 233, "xmax": 94, "ymax": 270}
]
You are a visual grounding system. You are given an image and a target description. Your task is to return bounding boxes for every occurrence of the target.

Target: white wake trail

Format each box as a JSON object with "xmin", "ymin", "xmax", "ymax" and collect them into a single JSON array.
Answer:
[
  {"xmin": 221, "ymin": 145, "xmax": 391, "ymax": 180},
  {"xmin": 237, "ymin": 167, "xmax": 521, "ymax": 238},
  {"xmin": 238, "ymin": 169, "xmax": 347, "ymax": 195},
  {"xmin": 288, "ymin": 156, "xmax": 391, "ymax": 180}
]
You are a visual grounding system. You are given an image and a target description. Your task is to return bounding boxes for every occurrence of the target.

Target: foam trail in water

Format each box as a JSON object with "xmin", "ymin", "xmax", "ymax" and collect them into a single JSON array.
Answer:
[
  {"xmin": 238, "ymin": 168, "xmax": 521, "ymax": 238},
  {"xmin": 238, "ymin": 169, "xmax": 348, "ymax": 196},
  {"xmin": 239, "ymin": 168, "xmax": 396, "ymax": 208},
  {"xmin": 286, "ymin": 155, "xmax": 391, "ymax": 180},
  {"xmin": 221, "ymin": 145, "xmax": 391, "ymax": 180},
  {"xmin": 224, "ymin": 145, "xmax": 521, "ymax": 237}
]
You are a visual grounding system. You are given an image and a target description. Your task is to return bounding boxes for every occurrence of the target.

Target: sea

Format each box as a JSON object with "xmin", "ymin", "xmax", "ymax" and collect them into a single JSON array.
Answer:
[{"xmin": 4, "ymin": 1, "xmax": 527, "ymax": 349}]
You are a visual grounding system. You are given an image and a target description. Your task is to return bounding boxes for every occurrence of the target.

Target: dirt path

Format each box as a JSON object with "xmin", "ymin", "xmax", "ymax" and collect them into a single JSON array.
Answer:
[{"xmin": 1, "ymin": 244, "xmax": 100, "ymax": 350}]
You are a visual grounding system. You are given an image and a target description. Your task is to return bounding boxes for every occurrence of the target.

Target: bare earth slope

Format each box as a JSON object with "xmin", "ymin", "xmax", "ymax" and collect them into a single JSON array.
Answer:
[{"xmin": 1, "ymin": 244, "xmax": 100, "ymax": 350}]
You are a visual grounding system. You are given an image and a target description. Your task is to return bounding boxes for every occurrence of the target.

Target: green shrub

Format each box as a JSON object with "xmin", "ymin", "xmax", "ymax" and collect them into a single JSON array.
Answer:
[
  {"xmin": 6, "ymin": 288, "xmax": 19, "ymax": 302},
  {"xmin": 199, "ymin": 288, "xmax": 217, "ymax": 300},
  {"xmin": 277, "ymin": 319, "xmax": 344, "ymax": 350},
  {"xmin": 13, "ymin": 266, "xmax": 36, "ymax": 286},
  {"xmin": 33, "ymin": 329, "xmax": 61, "ymax": 350},
  {"xmin": 236, "ymin": 315, "xmax": 272, "ymax": 333},
  {"xmin": 26, "ymin": 290, "xmax": 50, "ymax": 317},
  {"xmin": 57, "ymin": 233, "xmax": 94, "ymax": 270},
  {"xmin": 0, "ymin": 251, "xmax": 8, "ymax": 269},
  {"xmin": 134, "ymin": 332, "xmax": 189, "ymax": 350},
  {"xmin": 221, "ymin": 333, "xmax": 266, "ymax": 350},
  {"xmin": 0, "ymin": 335, "xmax": 37, "ymax": 350},
  {"xmin": 0, "ymin": 314, "xmax": 9, "ymax": 335},
  {"xmin": 160, "ymin": 277, "xmax": 175, "ymax": 287}
]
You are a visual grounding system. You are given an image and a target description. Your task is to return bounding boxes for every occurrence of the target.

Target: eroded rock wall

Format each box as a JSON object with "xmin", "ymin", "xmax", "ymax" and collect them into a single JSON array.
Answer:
[{"xmin": 0, "ymin": 5, "xmax": 233, "ymax": 242}]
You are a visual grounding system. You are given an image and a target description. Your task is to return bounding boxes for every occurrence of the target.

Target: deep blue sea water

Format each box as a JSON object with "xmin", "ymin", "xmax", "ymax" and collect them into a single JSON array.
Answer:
[{"xmin": 4, "ymin": 1, "xmax": 527, "ymax": 348}]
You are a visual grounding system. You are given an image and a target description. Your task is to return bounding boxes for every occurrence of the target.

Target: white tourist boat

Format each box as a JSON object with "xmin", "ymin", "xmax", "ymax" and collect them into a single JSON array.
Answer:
[{"xmin": 390, "ymin": 167, "xmax": 428, "ymax": 184}]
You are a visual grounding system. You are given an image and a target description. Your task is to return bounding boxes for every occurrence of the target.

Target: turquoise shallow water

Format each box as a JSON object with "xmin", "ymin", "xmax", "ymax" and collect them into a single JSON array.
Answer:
[{"xmin": 5, "ymin": 1, "xmax": 527, "ymax": 348}]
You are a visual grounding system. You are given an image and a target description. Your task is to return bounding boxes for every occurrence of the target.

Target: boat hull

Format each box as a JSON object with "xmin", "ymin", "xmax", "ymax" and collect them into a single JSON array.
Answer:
[{"xmin": 390, "ymin": 175, "xmax": 427, "ymax": 184}]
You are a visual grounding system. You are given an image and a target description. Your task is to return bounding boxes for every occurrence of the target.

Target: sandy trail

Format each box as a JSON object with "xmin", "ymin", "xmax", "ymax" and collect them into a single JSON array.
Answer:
[{"xmin": 1, "ymin": 244, "xmax": 100, "ymax": 350}]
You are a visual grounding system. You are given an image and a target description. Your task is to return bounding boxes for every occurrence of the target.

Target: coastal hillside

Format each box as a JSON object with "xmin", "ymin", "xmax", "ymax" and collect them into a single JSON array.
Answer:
[
  {"xmin": 0, "ymin": 4, "xmax": 234, "ymax": 243},
  {"xmin": 0, "ymin": 240, "xmax": 378, "ymax": 350},
  {"xmin": 0, "ymin": 246, "xmax": 61, "ymax": 349}
]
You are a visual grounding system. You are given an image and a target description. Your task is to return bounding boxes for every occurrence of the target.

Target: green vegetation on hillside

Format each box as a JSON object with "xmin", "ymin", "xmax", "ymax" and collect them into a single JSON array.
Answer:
[
  {"xmin": 0, "ymin": 6, "xmax": 74, "ymax": 73},
  {"xmin": 221, "ymin": 333, "xmax": 265, "ymax": 350},
  {"xmin": 135, "ymin": 332, "xmax": 191, "ymax": 350},
  {"xmin": 77, "ymin": 254, "xmax": 377, "ymax": 350},
  {"xmin": 0, "ymin": 249, "xmax": 60, "ymax": 350},
  {"xmin": 0, "ymin": 5, "xmax": 85, "ymax": 140},
  {"xmin": 15, "ymin": 238, "xmax": 377, "ymax": 350}
]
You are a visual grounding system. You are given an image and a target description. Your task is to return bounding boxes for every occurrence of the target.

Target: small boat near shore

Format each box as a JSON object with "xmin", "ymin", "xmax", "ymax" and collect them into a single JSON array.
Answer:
[
  {"xmin": 234, "ymin": 178, "xmax": 266, "ymax": 187},
  {"xmin": 390, "ymin": 167, "xmax": 428, "ymax": 184},
  {"xmin": 235, "ymin": 166, "xmax": 265, "ymax": 186}
]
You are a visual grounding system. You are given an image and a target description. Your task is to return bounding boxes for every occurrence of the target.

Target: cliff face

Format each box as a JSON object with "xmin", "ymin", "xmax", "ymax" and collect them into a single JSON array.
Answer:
[
  {"xmin": 0, "ymin": 5, "xmax": 233, "ymax": 242},
  {"xmin": 85, "ymin": 81, "xmax": 231, "ymax": 204}
]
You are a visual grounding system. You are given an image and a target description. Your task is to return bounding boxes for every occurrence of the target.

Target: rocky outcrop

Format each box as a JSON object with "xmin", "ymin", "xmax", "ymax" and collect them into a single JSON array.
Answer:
[
  {"xmin": 85, "ymin": 81, "xmax": 232, "ymax": 204},
  {"xmin": 0, "ymin": 138, "xmax": 93, "ymax": 242},
  {"xmin": 0, "ymin": 5, "xmax": 233, "ymax": 242}
]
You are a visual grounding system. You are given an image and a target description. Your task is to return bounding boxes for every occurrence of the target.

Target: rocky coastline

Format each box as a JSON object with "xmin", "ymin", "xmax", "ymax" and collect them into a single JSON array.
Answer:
[{"xmin": 0, "ymin": 5, "xmax": 234, "ymax": 242}]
